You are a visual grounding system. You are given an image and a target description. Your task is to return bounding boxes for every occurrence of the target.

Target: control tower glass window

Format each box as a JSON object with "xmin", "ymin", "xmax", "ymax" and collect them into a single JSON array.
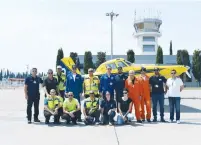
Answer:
[
  {"xmin": 143, "ymin": 45, "xmax": 155, "ymax": 52},
  {"xmin": 143, "ymin": 36, "xmax": 155, "ymax": 42},
  {"xmin": 136, "ymin": 23, "xmax": 144, "ymax": 31}
]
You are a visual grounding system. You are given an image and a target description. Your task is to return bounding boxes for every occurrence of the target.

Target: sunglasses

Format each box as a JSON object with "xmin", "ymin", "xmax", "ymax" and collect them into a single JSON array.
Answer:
[
  {"xmin": 123, "ymin": 92, "xmax": 127, "ymax": 94},
  {"xmin": 171, "ymin": 73, "xmax": 176, "ymax": 74},
  {"xmin": 68, "ymin": 95, "xmax": 73, "ymax": 96}
]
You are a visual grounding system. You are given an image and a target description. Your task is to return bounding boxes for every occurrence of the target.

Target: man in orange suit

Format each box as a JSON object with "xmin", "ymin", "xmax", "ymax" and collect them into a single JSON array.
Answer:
[
  {"xmin": 138, "ymin": 67, "xmax": 151, "ymax": 123},
  {"xmin": 125, "ymin": 70, "xmax": 143, "ymax": 123}
]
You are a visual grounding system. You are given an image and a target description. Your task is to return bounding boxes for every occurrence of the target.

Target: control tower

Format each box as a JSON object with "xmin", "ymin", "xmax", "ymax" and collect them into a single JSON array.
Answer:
[{"xmin": 133, "ymin": 10, "xmax": 162, "ymax": 55}]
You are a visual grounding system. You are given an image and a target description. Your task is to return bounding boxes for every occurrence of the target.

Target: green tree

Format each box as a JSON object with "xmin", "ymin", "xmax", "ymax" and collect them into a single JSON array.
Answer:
[
  {"xmin": 0, "ymin": 69, "xmax": 2, "ymax": 81},
  {"xmin": 156, "ymin": 46, "xmax": 163, "ymax": 64},
  {"xmin": 192, "ymin": 50, "xmax": 201, "ymax": 86},
  {"xmin": 176, "ymin": 50, "xmax": 183, "ymax": 65},
  {"xmin": 170, "ymin": 40, "xmax": 173, "ymax": 55},
  {"xmin": 127, "ymin": 49, "xmax": 135, "ymax": 63},
  {"xmin": 84, "ymin": 51, "xmax": 94, "ymax": 74},
  {"xmin": 70, "ymin": 52, "xmax": 78, "ymax": 64},
  {"xmin": 96, "ymin": 52, "xmax": 106, "ymax": 68},
  {"xmin": 56, "ymin": 48, "xmax": 64, "ymax": 67}
]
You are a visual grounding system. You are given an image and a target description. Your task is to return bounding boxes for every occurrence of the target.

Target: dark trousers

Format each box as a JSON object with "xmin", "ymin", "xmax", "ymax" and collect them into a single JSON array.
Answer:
[
  {"xmin": 27, "ymin": 98, "xmax": 39, "ymax": 121},
  {"xmin": 152, "ymin": 93, "xmax": 164, "ymax": 119},
  {"xmin": 103, "ymin": 111, "xmax": 116, "ymax": 125},
  {"xmin": 59, "ymin": 90, "xmax": 65, "ymax": 99},
  {"xmin": 86, "ymin": 110, "xmax": 100, "ymax": 123},
  {"xmin": 63, "ymin": 110, "xmax": 81, "ymax": 123},
  {"xmin": 169, "ymin": 97, "xmax": 181, "ymax": 121},
  {"xmin": 115, "ymin": 91, "xmax": 123, "ymax": 112},
  {"xmin": 44, "ymin": 110, "xmax": 61, "ymax": 123}
]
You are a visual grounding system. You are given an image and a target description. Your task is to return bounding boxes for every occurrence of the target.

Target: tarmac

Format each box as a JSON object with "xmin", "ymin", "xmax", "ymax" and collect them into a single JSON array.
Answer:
[{"xmin": 0, "ymin": 88, "xmax": 201, "ymax": 145}]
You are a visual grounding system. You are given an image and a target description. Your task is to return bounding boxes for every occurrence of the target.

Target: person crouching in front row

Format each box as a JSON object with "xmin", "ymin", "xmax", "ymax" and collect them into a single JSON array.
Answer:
[
  {"xmin": 83, "ymin": 90, "xmax": 100, "ymax": 125},
  {"xmin": 62, "ymin": 92, "xmax": 81, "ymax": 125},
  {"xmin": 117, "ymin": 89, "xmax": 134, "ymax": 124},
  {"xmin": 44, "ymin": 89, "xmax": 62, "ymax": 124},
  {"xmin": 100, "ymin": 91, "xmax": 116, "ymax": 125}
]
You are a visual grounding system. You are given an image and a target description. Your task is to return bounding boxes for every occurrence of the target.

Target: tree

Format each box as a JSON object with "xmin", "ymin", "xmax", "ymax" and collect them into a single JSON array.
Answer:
[
  {"xmin": 84, "ymin": 51, "xmax": 94, "ymax": 74},
  {"xmin": 0, "ymin": 69, "xmax": 2, "ymax": 81},
  {"xmin": 70, "ymin": 52, "xmax": 78, "ymax": 64},
  {"xmin": 176, "ymin": 50, "xmax": 183, "ymax": 65},
  {"xmin": 192, "ymin": 50, "xmax": 201, "ymax": 86},
  {"xmin": 127, "ymin": 49, "xmax": 135, "ymax": 63},
  {"xmin": 56, "ymin": 48, "xmax": 64, "ymax": 67},
  {"xmin": 76, "ymin": 57, "xmax": 81, "ymax": 71},
  {"xmin": 170, "ymin": 40, "xmax": 173, "ymax": 55},
  {"xmin": 96, "ymin": 52, "xmax": 106, "ymax": 68},
  {"xmin": 156, "ymin": 46, "xmax": 163, "ymax": 64}
]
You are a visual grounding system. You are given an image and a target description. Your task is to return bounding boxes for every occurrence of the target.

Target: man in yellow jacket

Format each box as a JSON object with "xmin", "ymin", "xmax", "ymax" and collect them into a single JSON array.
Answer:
[{"xmin": 83, "ymin": 68, "xmax": 100, "ymax": 98}]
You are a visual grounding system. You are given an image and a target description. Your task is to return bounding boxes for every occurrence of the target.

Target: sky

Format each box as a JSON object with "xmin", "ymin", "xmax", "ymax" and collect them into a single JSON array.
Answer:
[{"xmin": 0, "ymin": 0, "xmax": 201, "ymax": 72}]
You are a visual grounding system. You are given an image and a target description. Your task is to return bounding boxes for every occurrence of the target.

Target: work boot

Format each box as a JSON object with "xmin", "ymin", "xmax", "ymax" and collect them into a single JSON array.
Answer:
[
  {"xmin": 152, "ymin": 118, "xmax": 157, "ymax": 122},
  {"xmin": 34, "ymin": 118, "xmax": 40, "ymax": 122},
  {"xmin": 161, "ymin": 118, "xmax": 166, "ymax": 122},
  {"xmin": 77, "ymin": 118, "xmax": 82, "ymax": 122},
  {"xmin": 45, "ymin": 120, "xmax": 49, "ymax": 124},
  {"xmin": 137, "ymin": 120, "xmax": 143, "ymax": 123},
  {"xmin": 28, "ymin": 120, "xmax": 32, "ymax": 124},
  {"xmin": 142, "ymin": 119, "xmax": 145, "ymax": 122},
  {"xmin": 147, "ymin": 119, "xmax": 151, "ymax": 123}
]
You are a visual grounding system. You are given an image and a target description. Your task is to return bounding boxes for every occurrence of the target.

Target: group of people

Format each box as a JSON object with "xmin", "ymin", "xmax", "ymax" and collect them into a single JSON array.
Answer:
[{"xmin": 24, "ymin": 64, "xmax": 184, "ymax": 125}]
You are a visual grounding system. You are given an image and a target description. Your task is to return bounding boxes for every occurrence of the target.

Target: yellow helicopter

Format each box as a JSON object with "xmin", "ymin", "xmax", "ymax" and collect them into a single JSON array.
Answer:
[{"xmin": 60, "ymin": 57, "xmax": 191, "ymax": 79}]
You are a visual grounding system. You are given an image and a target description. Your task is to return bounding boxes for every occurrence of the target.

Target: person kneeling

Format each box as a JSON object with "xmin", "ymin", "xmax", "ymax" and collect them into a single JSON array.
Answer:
[
  {"xmin": 83, "ymin": 91, "xmax": 100, "ymax": 125},
  {"xmin": 62, "ymin": 92, "xmax": 81, "ymax": 125},
  {"xmin": 117, "ymin": 89, "xmax": 134, "ymax": 124},
  {"xmin": 100, "ymin": 91, "xmax": 116, "ymax": 125},
  {"xmin": 44, "ymin": 89, "xmax": 62, "ymax": 124}
]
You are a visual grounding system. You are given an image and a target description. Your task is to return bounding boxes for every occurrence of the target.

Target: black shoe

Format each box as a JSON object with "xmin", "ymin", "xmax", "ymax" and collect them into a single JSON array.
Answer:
[
  {"xmin": 142, "ymin": 119, "xmax": 145, "ymax": 122},
  {"xmin": 77, "ymin": 118, "xmax": 82, "ymax": 122},
  {"xmin": 66, "ymin": 121, "xmax": 70, "ymax": 124},
  {"xmin": 34, "ymin": 118, "xmax": 40, "ymax": 122},
  {"xmin": 153, "ymin": 118, "xmax": 157, "ymax": 122},
  {"xmin": 53, "ymin": 121, "xmax": 61, "ymax": 124},
  {"xmin": 72, "ymin": 121, "xmax": 77, "ymax": 125},
  {"xmin": 28, "ymin": 120, "xmax": 32, "ymax": 124},
  {"xmin": 147, "ymin": 119, "xmax": 151, "ymax": 123},
  {"xmin": 137, "ymin": 120, "xmax": 143, "ymax": 123},
  {"xmin": 45, "ymin": 120, "xmax": 49, "ymax": 124},
  {"xmin": 161, "ymin": 118, "xmax": 166, "ymax": 122}
]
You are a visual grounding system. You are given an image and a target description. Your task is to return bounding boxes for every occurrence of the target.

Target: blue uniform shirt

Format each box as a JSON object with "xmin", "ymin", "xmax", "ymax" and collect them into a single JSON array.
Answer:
[
  {"xmin": 25, "ymin": 76, "xmax": 43, "ymax": 99},
  {"xmin": 65, "ymin": 73, "xmax": 83, "ymax": 100},
  {"xmin": 100, "ymin": 99, "xmax": 116, "ymax": 115},
  {"xmin": 100, "ymin": 74, "xmax": 116, "ymax": 97}
]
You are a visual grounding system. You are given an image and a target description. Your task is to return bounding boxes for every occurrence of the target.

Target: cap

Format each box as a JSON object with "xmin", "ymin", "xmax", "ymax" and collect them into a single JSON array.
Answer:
[
  {"xmin": 50, "ymin": 89, "xmax": 56, "ymax": 93},
  {"xmin": 141, "ymin": 67, "xmax": 146, "ymax": 72},
  {"xmin": 106, "ymin": 65, "xmax": 112, "ymax": 69},
  {"xmin": 72, "ymin": 65, "xmax": 77, "ymax": 69},
  {"xmin": 154, "ymin": 67, "xmax": 159, "ymax": 71},
  {"xmin": 118, "ymin": 66, "xmax": 122, "ymax": 69},
  {"xmin": 57, "ymin": 65, "xmax": 62, "ymax": 69},
  {"xmin": 88, "ymin": 68, "xmax": 94, "ymax": 72}
]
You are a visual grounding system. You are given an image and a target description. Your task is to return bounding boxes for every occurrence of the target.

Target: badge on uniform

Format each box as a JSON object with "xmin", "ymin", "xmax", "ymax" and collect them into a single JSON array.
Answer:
[
  {"xmin": 155, "ymin": 85, "xmax": 159, "ymax": 88},
  {"xmin": 33, "ymin": 81, "xmax": 36, "ymax": 84}
]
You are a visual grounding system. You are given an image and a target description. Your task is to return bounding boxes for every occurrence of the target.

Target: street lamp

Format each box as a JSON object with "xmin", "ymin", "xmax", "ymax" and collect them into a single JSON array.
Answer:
[{"xmin": 106, "ymin": 11, "xmax": 119, "ymax": 59}]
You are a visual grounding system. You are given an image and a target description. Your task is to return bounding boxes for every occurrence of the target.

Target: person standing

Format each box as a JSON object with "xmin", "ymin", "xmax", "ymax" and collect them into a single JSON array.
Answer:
[
  {"xmin": 83, "ymin": 68, "xmax": 100, "ymax": 98},
  {"xmin": 100, "ymin": 91, "xmax": 117, "ymax": 125},
  {"xmin": 114, "ymin": 66, "xmax": 127, "ymax": 110},
  {"xmin": 149, "ymin": 67, "xmax": 167, "ymax": 122},
  {"xmin": 138, "ymin": 67, "xmax": 151, "ymax": 122},
  {"xmin": 166, "ymin": 69, "xmax": 184, "ymax": 124},
  {"xmin": 100, "ymin": 66, "xmax": 116, "ymax": 100},
  {"xmin": 24, "ymin": 68, "xmax": 43, "ymax": 124},
  {"xmin": 62, "ymin": 92, "xmax": 81, "ymax": 125},
  {"xmin": 66, "ymin": 65, "xmax": 83, "ymax": 121},
  {"xmin": 125, "ymin": 70, "xmax": 142, "ymax": 123},
  {"xmin": 54, "ymin": 65, "xmax": 66, "ymax": 99},
  {"xmin": 43, "ymin": 69, "xmax": 58, "ymax": 97}
]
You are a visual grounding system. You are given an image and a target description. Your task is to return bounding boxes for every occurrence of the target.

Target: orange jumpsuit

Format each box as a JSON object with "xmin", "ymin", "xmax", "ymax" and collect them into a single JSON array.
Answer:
[
  {"xmin": 125, "ymin": 77, "xmax": 142, "ymax": 121},
  {"xmin": 138, "ymin": 75, "xmax": 151, "ymax": 120}
]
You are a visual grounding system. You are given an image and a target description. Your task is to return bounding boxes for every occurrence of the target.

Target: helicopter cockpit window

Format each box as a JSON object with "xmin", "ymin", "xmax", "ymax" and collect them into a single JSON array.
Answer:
[
  {"xmin": 124, "ymin": 60, "xmax": 132, "ymax": 66},
  {"xmin": 105, "ymin": 63, "xmax": 117, "ymax": 69},
  {"xmin": 117, "ymin": 61, "xmax": 127, "ymax": 68}
]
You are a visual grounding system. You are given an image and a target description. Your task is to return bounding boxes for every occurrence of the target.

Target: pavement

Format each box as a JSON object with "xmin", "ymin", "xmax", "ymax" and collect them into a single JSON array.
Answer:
[{"xmin": 0, "ymin": 88, "xmax": 201, "ymax": 145}]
